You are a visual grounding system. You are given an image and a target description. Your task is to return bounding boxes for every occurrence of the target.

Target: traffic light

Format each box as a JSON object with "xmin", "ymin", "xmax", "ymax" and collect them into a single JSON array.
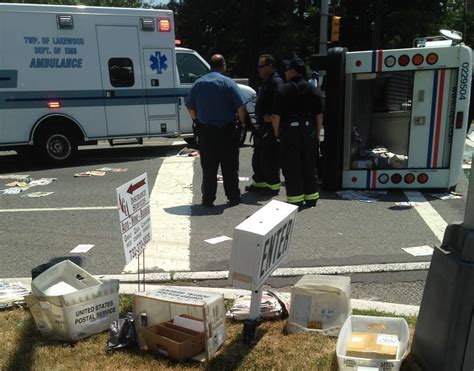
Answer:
[{"xmin": 331, "ymin": 15, "xmax": 341, "ymax": 43}]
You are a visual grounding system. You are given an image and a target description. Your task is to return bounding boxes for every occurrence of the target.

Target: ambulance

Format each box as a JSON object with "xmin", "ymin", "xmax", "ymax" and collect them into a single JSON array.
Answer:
[
  {"xmin": 0, "ymin": 4, "xmax": 256, "ymax": 163},
  {"xmin": 318, "ymin": 30, "xmax": 472, "ymax": 190}
]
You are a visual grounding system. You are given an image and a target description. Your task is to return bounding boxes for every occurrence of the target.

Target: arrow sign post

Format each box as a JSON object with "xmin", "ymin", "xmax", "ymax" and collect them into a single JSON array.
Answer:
[{"xmin": 116, "ymin": 173, "xmax": 151, "ymax": 266}]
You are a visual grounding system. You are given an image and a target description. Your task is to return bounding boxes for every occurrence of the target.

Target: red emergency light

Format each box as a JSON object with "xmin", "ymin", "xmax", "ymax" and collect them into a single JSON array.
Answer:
[
  {"xmin": 417, "ymin": 173, "xmax": 429, "ymax": 184},
  {"xmin": 404, "ymin": 173, "xmax": 415, "ymax": 184},
  {"xmin": 412, "ymin": 54, "xmax": 424, "ymax": 66},
  {"xmin": 391, "ymin": 174, "xmax": 402, "ymax": 184},
  {"xmin": 47, "ymin": 101, "xmax": 61, "ymax": 109},
  {"xmin": 158, "ymin": 18, "xmax": 171, "ymax": 32},
  {"xmin": 398, "ymin": 55, "xmax": 410, "ymax": 67},
  {"xmin": 426, "ymin": 53, "xmax": 438, "ymax": 65}
]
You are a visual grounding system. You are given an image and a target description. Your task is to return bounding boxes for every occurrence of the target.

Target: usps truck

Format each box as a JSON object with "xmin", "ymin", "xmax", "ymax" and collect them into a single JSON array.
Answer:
[
  {"xmin": 0, "ymin": 4, "xmax": 256, "ymax": 163},
  {"xmin": 317, "ymin": 30, "xmax": 472, "ymax": 190}
]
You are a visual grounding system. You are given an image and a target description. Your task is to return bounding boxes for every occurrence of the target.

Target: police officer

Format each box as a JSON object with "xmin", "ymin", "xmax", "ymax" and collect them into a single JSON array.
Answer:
[
  {"xmin": 272, "ymin": 58, "xmax": 323, "ymax": 208},
  {"xmin": 186, "ymin": 54, "xmax": 247, "ymax": 207},
  {"xmin": 246, "ymin": 54, "xmax": 284, "ymax": 195}
]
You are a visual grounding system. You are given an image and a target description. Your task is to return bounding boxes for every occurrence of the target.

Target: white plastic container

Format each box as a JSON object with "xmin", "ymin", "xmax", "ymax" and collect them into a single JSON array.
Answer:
[
  {"xmin": 26, "ymin": 260, "xmax": 119, "ymax": 342},
  {"xmin": 286, "ymin": 275, "xmax": 351, "ymax": 336},
  {"xmin": 134, "ymin": 286, "xmax": 226, "ymax": 361},
  {"xmin": 336, "ymin": 315, "xmax": 410, "ymax": 371}
]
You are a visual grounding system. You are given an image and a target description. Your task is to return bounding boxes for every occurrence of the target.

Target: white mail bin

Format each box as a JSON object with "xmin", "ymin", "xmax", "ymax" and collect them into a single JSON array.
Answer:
[
  {"xmin": 286, "ymin": 275, "xmax": 351, "ymax": 337},
  {"xmin": 336, "ymin": 315, "xmax": 409, "ymax": 371},
  {"xmin": 134, "ymin": 286, "xmax": 226, "ymax": 361},
  {"xmin": 26, "ymin": 260, "xmax": 119, "ymax": 342}
]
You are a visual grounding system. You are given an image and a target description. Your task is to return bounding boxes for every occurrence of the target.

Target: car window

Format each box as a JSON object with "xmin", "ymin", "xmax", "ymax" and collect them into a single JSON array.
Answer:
[
  {"xmin": 108, "ymin": 58, "xmax": 134, "ymax": 87},
  {"xmin": 176, "ymin": 53, "xmax": 209, "ymax": 84}
]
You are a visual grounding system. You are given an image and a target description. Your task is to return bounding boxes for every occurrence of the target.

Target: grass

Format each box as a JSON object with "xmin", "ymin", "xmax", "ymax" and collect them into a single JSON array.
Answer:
[{"xmin": 0, "ymin": 295, "xmax": 421, "ymax": 371}]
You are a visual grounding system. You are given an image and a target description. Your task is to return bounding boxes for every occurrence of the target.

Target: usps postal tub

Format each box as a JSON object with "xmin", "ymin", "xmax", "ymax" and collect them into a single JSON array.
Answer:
[
  {"xmin": 26, "ymin": 260, "xmax": 119, "ymax": 342},
  {"xmin": 286, "ymin": 275, "xmax": 351, "ymax": 337},
  {"xmin": 336, "ymin": 315, "xmax": 409, "ymax": 370},
  {"xmin": 134, "ymin": 286, "xmax": 226, "ymax": 361}
]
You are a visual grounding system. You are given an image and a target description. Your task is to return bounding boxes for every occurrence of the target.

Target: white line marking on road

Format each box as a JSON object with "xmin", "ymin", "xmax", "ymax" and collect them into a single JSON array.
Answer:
[
  {"xmin": 404, "ymin": 191, "xmax": 447, "ymax": 242},
  {"xmin": 0, "ymin": 206, "xmax": 117, "ymax": 213},
  {"xmin": 123, "ymin": 141, "xmax": 195, "ymax": 273}
]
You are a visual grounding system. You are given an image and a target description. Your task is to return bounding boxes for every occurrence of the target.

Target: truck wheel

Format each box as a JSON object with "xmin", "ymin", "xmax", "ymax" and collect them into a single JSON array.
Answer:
[{"xmin": 37, "ymin": 128, "xmax": 77, "ymax": 163}]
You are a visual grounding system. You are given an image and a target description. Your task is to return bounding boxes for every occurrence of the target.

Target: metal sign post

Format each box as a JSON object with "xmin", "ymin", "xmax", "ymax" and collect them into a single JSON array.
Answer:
[{"xmin": 228, "ymin": 200, "xmax": 298, "ymax": 344}]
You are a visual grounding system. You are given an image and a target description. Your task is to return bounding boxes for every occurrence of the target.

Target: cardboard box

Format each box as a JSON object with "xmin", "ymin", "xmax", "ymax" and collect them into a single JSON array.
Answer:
[
  {"xmin": 346, "ymin": 332, "xmax": 398, "ymax": 359},
  {"xmin": 143, "ymin": 320, "xmax": 205, "ymax": 361},
  {"xmin": 134, "ymin": 287, "xmax": 226, "ymax": 361}
]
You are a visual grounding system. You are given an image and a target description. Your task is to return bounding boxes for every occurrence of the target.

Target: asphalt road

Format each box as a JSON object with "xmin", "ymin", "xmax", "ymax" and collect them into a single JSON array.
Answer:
[{"xmin": 0, "ymin": 135, "xmax": 472, "ymax": 306}]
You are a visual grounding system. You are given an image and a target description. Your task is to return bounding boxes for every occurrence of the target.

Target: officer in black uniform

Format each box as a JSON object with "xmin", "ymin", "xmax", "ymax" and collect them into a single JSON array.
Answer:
[
  {"xmin": 246, "ymin": 54, "xmax": 284, "ymax": 195},
  {"xmin": 271, "ymin": 58, "xmax": 323, "ymax": 208}
]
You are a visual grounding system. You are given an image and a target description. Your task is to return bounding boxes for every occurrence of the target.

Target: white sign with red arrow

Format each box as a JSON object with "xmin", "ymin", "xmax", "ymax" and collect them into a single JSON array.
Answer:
[{"xmin": 116, "ymin": 173, "xmax": 151, "ymax": 264}]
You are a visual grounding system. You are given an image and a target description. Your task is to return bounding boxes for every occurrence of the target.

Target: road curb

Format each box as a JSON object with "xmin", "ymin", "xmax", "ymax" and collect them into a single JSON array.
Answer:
[{"xmin": 4, "ymin": 278, "xmax": 420, "ymax": 317}]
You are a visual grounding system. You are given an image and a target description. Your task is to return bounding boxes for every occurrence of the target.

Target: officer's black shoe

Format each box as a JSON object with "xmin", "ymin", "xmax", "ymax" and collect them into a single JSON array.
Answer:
[
  {"xmin": 305, "ymin": 200, "xmax": 318, "ymax": 208},
  {"xmin": 227, "ymin": 197, "xmax": 241, "ymax": 207},
  {"xmin": 201, "ymin": 200, "xmax": 214, "ymax": 208},
  {"xmin": 245, "ymin": 185, "xmax": 265, "ymax": 193},
  {"xmin": 263, "ymin": 189, "xmax": 279, "ymax": 196}
]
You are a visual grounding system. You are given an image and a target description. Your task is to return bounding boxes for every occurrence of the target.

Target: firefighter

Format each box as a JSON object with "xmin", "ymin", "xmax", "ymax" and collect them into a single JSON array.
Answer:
[
  {"xmin": 246, "ymin": 54, "xmax": 284, "ymax": 195},
  {"xmin": 271, "ymin": 58, "xmax": 323, "ymax": 208}
]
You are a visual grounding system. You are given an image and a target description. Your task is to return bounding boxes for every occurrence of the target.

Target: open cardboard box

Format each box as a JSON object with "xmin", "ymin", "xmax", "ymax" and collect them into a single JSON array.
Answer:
[
  {"xmin": 134, "ymin": 287, "xmax": 226, "ymax": 361},
  {"xmin": 143, "ymin": 317, "xmax": 205, "ymax": 361}
]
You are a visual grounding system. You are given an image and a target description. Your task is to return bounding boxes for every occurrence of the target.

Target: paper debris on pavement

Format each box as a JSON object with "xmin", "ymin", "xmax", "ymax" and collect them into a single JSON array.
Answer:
[
  {"xmin": 394, "ymin": 201, "xmax": 420, "ymax": 208},
  {"xmin": 0, "ymin": 281, "xmax": 30, "ymax": 309},
  {"xmin": 0, "ymin": 174, "xmax": 30, "ymax": 180},
  {"xmin": 90, "ymin": 170, "xmax": 106, "ymax": 176},
  {"xmin": 177, "ymin": 147, "xmax": 199, "ymax": 157},
  {"xmin": 28, "ymin": 178, "xmax": 57, "ymax": 186},
  {"xmin": 5, "ymin": 181, "xmax": 30, "ymax": 187},
  {"xmin": 22, "ymin": 191, "xmax": 54, "ymax": 198},
  {"xmin": 336, "ymin": 190, "xmax": 379, "ymax": 202},
  {"xmin": 111, "ymin": 168, "xmax": 128, "ymax": 172},
  {"xmin": 428, "ymin": 192, "xmax": 462, "ymax": 200},
  {"xmin": 0, "ymin": 187, "xmax": 28, "ymax": 195},
  {"xmin": 204, "ymin": 236, "xmax": 232, "ymax": 244},
  {"xmin": 402, "ymin": 245, "xmax": 434, "ymax": 257},
  {"xmin": 70, "ymin": 244, "xmax": 95, "ymax": 253},
  {"xmin": 95, "ymin": 167, "xmax": 114, "ymax": 171},
  {"xmin": 226, "ymin": 290, "xmax": 289, "ymax": 321},
  {"xmin": 74, "ymin": 171, "xmax": 92, "ymax": 177}
]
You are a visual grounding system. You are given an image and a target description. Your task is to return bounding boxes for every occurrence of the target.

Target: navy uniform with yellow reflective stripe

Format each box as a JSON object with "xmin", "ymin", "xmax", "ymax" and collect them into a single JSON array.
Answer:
[
  {"xmin": 247, "ymin": 54, "xmax": 284, "ymax": 195},
  {"xmin": 272, "ymin": 58, "xmax": 323, "ymax": 208}
]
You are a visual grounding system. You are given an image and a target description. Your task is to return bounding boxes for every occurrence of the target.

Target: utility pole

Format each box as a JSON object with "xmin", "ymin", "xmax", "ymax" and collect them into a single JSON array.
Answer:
[{"xmin": 319, "ymin": 0, "xmax": 329, "ymax": 56}]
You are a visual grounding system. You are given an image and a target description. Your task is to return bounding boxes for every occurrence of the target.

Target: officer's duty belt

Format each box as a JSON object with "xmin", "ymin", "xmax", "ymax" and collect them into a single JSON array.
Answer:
[{"xmin": 289, "ymin": 121, "xmax": 311, "ymax": 127}]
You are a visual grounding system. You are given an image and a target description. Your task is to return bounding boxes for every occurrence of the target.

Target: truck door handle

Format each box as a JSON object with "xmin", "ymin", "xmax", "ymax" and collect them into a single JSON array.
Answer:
[{"xmin": 106, "ymin": 90, "xmax": 115, "ymax": 98}]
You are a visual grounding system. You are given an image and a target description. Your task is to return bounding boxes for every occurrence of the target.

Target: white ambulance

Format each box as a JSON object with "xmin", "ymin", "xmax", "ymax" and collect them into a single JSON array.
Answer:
[
  {"xmin": 318, "ymin": 30, "xmax": 472, "ymax": 190},
  {"xmin": 0, "ymin": 4, "xmax": 256, "ymax": 163}
]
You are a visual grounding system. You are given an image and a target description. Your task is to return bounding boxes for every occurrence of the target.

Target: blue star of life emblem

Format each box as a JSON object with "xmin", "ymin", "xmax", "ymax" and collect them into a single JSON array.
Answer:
[{"xmin": 149, "ymin": 52, "xmax": 168, "ymax": 74}]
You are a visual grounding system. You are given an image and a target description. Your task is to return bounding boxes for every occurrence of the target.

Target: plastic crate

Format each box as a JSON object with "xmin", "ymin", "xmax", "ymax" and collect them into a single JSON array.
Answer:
[{"xmin": 336, "ymin": 315, "xmax": 409, "ymax": 370}]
